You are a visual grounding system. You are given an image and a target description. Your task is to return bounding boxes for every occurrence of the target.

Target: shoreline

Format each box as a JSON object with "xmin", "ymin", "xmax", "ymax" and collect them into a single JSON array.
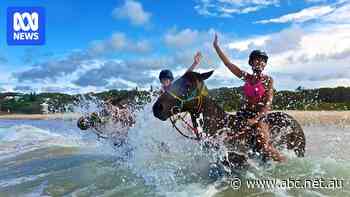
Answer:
[
  {"xmin": 0, "ymin": 111, "xmax": 350, "ymax": 125},
  {"xmin": 284, "ymin": 110, "xmax": 350, "ymax": 126},
  {"xmin": 0, "ymin": 113, "xmax": 80, "ymax": 120}
]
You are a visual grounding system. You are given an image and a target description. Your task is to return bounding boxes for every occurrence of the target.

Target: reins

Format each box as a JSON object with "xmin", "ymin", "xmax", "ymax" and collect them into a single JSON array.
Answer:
[{"xmin": 167, "ymin": 83, "xmax": 208, "ymax": 141}]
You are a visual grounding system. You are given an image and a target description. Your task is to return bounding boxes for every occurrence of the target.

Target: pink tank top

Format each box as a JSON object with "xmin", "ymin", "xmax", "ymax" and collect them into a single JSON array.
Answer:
[{"xmin": 243, "ymin": 78, "xmax": 266, "ymax": 104}]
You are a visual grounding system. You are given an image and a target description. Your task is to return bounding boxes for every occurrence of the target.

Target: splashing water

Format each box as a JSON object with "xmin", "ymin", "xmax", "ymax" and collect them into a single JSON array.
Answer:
[{"xmin": 0, "ymin": 96, "xmax": 349, "ymax": 196}]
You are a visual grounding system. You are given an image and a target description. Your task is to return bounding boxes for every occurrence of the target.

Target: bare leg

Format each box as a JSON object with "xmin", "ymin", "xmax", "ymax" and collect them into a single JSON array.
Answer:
[
  {"xmin": 225, "ymin": 128, "xmax": 248, "ymax": 141},
  {"xmin": 257, "ymin": 121, "xmax": 287, "ymax": 162}
]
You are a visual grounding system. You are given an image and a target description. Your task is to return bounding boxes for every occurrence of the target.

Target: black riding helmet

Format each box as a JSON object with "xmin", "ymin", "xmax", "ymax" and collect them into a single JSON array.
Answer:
[
  {"xmin": 77, "ymin": 113, "xmax": 101, "ymax": 130},
  {"xmin": 159, "ymin": 69, "xmax": 174, "ymax": 81},
  {"xmin": 77, "ymin": 116, "xmax": 90, "ymax": 130},
  {"xmin": 249, "ymin": 50, "xmax": 268, "ymax": 65}
]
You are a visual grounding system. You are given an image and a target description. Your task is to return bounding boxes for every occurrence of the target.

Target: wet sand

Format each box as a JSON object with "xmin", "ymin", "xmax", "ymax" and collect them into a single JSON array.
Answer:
[
  {"xmin": 285, "ymin": 110, "xmax": 350, "ymax": 126},
  {"xmin": 0, "ymin": 113, "xmax": 80, "ymax": 120}
]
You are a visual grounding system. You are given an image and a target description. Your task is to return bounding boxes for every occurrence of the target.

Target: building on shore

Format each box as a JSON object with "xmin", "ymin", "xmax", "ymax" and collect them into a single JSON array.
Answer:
[{"xmin": 40, "ymin": 102, "xmax": 49, "ymax": 114}]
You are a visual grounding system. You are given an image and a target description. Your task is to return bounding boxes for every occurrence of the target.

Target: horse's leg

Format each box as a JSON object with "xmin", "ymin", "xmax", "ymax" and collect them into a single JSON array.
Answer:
[
  {"xmin": 257, "ymin": 121, "xmax": 287, "ymax": 162},
  {"xmin": 225, "ymin": 128, "xmax": 248, "ymax": 141},
  {"xmin": 225, "ymin": 152, "xmax": 248, "ymax": 170},
  {"xmin": 267, "ymin": 112, "xmax": 306, "ymax": 157},
  {"xmin": 222, "ymin": 128, "xmax": 251, "ymax": 169}
]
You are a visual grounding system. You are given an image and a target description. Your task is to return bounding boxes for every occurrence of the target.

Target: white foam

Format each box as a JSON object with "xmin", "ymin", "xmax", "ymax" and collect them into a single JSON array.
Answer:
[
  {"xmin": 1, "ymin": 96, "xmax": 350, "ymax": 196},
  {"xmin": 0, "ymin": 172, "xmax": 50, "ymax": 188},
  {"xmin": 163, "ymin": 182, "xmax": 223, "ymax": 197},
  {"xmin": 0, "ymin": 124, "xmax": 97, "ymax": 160},
  {"xmin": 1, "ymin": 125, "xmax": 61, "ymax": 142}
]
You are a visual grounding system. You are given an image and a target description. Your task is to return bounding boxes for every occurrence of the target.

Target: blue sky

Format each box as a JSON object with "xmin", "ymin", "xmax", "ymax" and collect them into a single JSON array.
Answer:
[{"xmin": 0, "ymin": 0, "xmax": 349, "ymax": 93}]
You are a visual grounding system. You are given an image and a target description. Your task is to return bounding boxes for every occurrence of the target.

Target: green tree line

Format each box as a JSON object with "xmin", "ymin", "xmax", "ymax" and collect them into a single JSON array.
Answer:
[{"xmin": 1, "ymin": 86, "xmax": 350, "ymax": 114}]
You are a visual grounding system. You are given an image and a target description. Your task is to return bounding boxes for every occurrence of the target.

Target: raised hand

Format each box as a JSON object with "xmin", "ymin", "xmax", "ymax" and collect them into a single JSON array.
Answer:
[
  {"xmin": 194, "ymin": 52, "xmax": 202, "ymax": 65},
  {"xmin": 213, "ymin": 33, "xmax": 218, "ymax": 47}
]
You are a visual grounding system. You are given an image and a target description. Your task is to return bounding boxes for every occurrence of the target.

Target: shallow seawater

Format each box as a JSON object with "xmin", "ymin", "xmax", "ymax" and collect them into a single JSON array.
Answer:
[{"xmin": 0, "ymin": 107, "xmax": 349, "ymax": 197}]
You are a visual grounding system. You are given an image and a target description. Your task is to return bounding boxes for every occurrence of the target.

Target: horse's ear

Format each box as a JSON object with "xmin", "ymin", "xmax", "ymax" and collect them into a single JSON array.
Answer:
[{"xmin": 199, "ymin": 70, "xmax": 214, "ymax": 81}]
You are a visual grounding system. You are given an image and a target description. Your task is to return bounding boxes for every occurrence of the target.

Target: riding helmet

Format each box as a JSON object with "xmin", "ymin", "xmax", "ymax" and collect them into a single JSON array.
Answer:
[
  {"xmin": 159, "ymin": 69, "xmax": 174, "ymax": 81},
  {"xmin": 249, "ymin": 50, "xmax": 268, "ymax": 64},
  {"xmin": 77, "ymin": 116, "xmax": 90, "ymax": 130}
]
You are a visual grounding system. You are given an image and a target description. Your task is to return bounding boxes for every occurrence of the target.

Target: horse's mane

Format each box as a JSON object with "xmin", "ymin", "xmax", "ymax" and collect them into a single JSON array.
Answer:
[{"xmin": 182, "ymin": 71, "xmax": 199, "ymax": 84}]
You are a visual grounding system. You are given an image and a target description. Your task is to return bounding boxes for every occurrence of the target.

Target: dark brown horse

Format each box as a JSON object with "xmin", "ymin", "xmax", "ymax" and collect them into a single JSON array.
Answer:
[{"xmin": 153, "ymin": 71, "xmax": 305, "ymax": 168}]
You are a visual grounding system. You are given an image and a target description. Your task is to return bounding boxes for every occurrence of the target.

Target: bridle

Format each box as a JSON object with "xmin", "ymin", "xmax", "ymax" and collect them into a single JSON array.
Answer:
[
  {"xmin": 165, "ymin": 82, "xmax": 236, "ymax": 141},
  {"xmin": 166, "ymin": 82, "xmax": 209, "ymax": 140}
]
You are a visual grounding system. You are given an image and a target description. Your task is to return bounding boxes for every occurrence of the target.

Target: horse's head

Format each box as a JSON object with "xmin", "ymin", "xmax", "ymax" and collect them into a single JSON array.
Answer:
[{"xmin": 153, "ymin": 70, "xmax": 214, "ymax": 121}]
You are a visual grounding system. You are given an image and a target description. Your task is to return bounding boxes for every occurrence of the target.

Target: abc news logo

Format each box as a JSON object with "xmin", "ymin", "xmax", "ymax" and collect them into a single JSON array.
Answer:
[{"xmin": 7, "ymin": 7, "xmax": 45, "ymax": 45}]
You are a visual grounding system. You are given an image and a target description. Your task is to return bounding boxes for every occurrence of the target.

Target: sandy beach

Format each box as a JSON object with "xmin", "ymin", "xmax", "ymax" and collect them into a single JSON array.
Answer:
[
  {"xmin": 0, "ymin": 111, "xmax": 350, "ymax": 126},
  {"xmin": 284, "ymin": 110, "xmax": 350, "ymax": 126},
  {"xmin": 0, "ymin": 113, "xmax": 80, "ymax": 120}
]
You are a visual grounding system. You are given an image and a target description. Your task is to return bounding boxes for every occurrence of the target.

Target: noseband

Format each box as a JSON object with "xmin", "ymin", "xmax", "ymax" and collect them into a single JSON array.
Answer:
[
  {"xmin": 166, "ymin": 82, "xmax": 209, "ymax": 140},
  {"xmin": 167, "ymin": 82, "xmax": 208, "ymax": 114}
]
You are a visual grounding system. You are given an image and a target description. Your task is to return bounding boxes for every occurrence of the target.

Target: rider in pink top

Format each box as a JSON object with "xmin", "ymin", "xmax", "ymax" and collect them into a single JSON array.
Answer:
[
  {"xmin": 213, "ymin": 34, "xmax": 286, "ymax": 162},
  {"xmin": 243, "ymin": 75, "xmax": 266, "ymax": 104}
]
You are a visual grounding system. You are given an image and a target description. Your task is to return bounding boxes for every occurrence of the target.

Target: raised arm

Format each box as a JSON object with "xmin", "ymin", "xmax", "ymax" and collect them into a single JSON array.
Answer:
[
  {"xmin": 213, "ymin": 34, "xmax": 246, "ymax": 79},
  {"xmin": 186, "ymin": 52, "xmax": 202, "ymax": 73}
]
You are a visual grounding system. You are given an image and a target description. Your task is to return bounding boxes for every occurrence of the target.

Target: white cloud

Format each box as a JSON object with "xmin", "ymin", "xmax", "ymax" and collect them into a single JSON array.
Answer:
[
  {"xmin": 256, "ymin": 5, "xmax": 335, "ymax": 24},
  {"xmin": 322, "ymin": 2, "xmax": 350, "ymax": 23},
  {"xmin": 195, "ymin": 0, "xmax": 280, "ymax": 17},
  {"xmin": 8, "ymin": 1, "xmax": 350, "ymax": 92},
  {"xmin": 228, "ymin": 36, "xmax": 269, "ymax": 51},
  {"xmin": 73, "ymin": 58, "xmax": 166, "ymax": 89},
  {"xmin": 304, "ymin": 0, "xmax": 328, "ymax": 3},
  {"xmin": 241, "ymin": 6, "xmax": 264, "ymax": 13},
  {"xmin": 218, "ymin": 3, "xmax": 350, "ymax": 90},
  {"xmin": 40, "ymin": 86, "xmax": 81, "ymax": 94},
  {"xmin": 264, "ymin": 26, "xmax": 304, "ymax": 54},
  {"xmin": 112, "ymin": 0, "xmax": 151, "ymax": 26},
  {"xmin": 88, "ymin": 32, "xmax": 152, "ymax": 55},
  {"xmin": 256, "ymin": 0, "xmax": 350, "ymax": 25},
  {"xmin": 110, "ymin": 33, "xmax": 127, "ymax": 49},
  {"xmin": 164, "ymin": 28, "xmax": 199, "ymax": 48},
  {"xmin": 267, "ymin": 24, "xmax": 350, "ymax": 89},
  {"xmin": 110, "ymin": 33, "xmax": 151, "ymax": 53}
]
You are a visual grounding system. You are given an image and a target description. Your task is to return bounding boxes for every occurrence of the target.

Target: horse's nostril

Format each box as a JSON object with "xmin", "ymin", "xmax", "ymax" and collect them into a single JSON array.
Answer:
[{"xmin": 171, "ymin": 106, "xmax": 181, "ymax": 114}]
